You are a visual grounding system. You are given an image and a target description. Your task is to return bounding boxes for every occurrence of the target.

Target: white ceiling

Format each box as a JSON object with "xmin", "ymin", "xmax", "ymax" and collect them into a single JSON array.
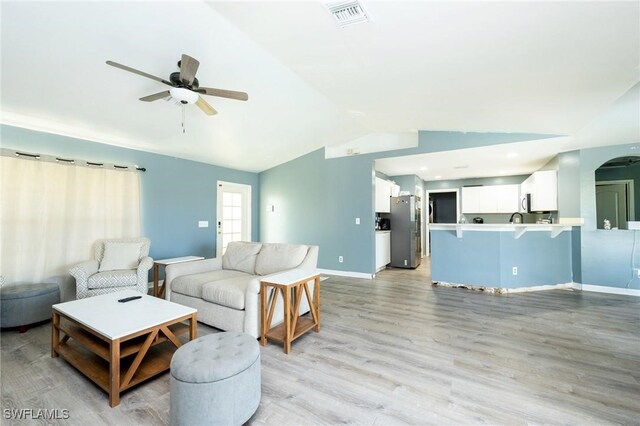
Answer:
[
  {"xmin": 375, "ymin": 136, "xmax": 569, "ymax": 181},
  {"xmin": 1, "ymin": 1, "xmax": 639, "ymax": 175}
]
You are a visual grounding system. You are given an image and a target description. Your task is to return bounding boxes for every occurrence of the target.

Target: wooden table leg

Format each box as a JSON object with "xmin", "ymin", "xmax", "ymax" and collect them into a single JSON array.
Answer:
[
  {"xmin": 109, "ymin": 339, "xmax": 121, "ymax": 407},
  {"xmin": 314, "ymin": 276, "xmax": 321, "ymax": 332},
  {"xmin": 260, "ymin": 283, "xmax": 267, "ymax": 346},
  {"xmin": 189, "ymin": 313, "xmax": 197, "ymax": 341},
  {"xmin": 51, "ymin": 311, "xmax": 59, "ymax": 358},
  {"xmin": 153, "ymin": 263, "xmax": 159, "ymax": 297},
  {"xmin": 283, "ymin": 286, "xmax": 291, "ymax": 354}
]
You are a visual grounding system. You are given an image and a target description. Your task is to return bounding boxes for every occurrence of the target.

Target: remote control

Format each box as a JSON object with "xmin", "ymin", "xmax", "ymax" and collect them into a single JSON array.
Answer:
[{"xmin": 118, "ymin": 296, "xmax": 142, "ymax": 303}]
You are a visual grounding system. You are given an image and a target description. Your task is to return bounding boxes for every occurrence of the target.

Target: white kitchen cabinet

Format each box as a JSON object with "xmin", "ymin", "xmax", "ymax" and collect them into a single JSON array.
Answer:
[
  {"xmin": 375, "ymin": 177, "xmax": 391, "ymax": 213},
  {"xmin": 391, "ymin": 184, "xmax": 400, "ymax": 197},
  {"xmin": 521, "ymin": 170, "xmax": 558, "ymax": 212},
  {"xmin": 461, "ymin": 186, "xmax": 482, "ymax": 213},
  {"xmin": 462, "ymin": 185, "xmax": 519, "ymax": 213},
  {"xmin": 496, "ymin": 185, "xmax": 520, "ymax": 212},
  {"xmin": 375, "ymin": 231, "xmax": 391, "ymax": 271}
]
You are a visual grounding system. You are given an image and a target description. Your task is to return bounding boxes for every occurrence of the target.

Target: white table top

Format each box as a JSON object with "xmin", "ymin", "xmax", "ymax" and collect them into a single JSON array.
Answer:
[
  {"xmin": 261, "ymin": 269, "xmax": 319, "ymax": 286},
  {"xmin": 53, "ymin": 290, "xmax": 197, "ymax": 340},
  {"xmin": 154, "ymin": 256, "xmax": 204, "ymax": 265}
]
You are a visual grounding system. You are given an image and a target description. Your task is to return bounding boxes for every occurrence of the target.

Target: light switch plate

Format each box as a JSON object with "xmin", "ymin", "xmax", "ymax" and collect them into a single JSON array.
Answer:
[
  {"xmin": 198, "ymin": 221, "xmax": 209, "ymax": 228},
  {"xmin": 355, "ymin": 217, "xmax": 360, "ymax": 225}
]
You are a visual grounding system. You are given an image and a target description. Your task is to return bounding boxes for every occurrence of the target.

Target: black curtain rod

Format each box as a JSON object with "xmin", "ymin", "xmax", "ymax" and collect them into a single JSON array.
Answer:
[{"xmin": 12, "ymin": 151, "xmax": 146, "ymax": 172}]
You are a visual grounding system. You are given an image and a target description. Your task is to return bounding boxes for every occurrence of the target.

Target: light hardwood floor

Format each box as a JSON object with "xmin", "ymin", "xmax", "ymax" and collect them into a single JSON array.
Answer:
[{"xmin": 2, "ymin": 261, "xmax": 639, "ymax": 425}]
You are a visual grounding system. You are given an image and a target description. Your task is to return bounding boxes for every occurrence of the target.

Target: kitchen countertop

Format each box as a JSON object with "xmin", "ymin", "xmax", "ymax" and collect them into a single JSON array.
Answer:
[{"xmin": 429, "ymin": 222, "xmax": 581, "ymax": 239}]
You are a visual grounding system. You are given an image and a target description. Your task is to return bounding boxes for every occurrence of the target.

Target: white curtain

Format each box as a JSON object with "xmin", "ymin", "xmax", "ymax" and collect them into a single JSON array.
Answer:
[{"xmin": 0, "ymin": 155, "xmax": 141, "ymax": 284}]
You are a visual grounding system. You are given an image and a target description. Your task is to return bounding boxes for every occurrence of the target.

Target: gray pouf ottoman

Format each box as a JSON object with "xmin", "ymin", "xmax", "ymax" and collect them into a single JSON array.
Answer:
[
  {"xmin": 1, "ymin": 283, "xmax": 60, "ymax": 332},
  {"xmin": 170, "ymin": 332, "xmax": 261, "ymax": 426}
]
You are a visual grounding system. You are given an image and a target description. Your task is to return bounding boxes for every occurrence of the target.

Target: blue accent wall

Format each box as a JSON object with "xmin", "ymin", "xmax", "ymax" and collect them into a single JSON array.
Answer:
[
  {"xmin": 1, "ymin": 125, "xmax": 260, "ymax": 261},
  {"xmin": 260, "ymin": 148, "xmax": 375, "ymax": 273},
  {"xmin": 556, "ymin": 150, "xmax": 582, "ymax": 218}
]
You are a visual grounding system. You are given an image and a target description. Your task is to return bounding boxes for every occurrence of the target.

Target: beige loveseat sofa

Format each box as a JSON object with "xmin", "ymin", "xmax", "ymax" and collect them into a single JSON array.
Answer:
[{"xmin": 165, "ymin": 241, "xmax": 319, "ymax": 338}]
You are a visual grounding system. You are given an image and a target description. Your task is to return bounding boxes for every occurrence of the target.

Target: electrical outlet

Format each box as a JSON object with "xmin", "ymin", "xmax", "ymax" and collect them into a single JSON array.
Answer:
[
  {"xmin": 636, "ymin": 268, "xmax": 640, "ymax": 278},
  {"xmin": 338, "ymin": 256, "xmax": 344, "ymax": 263},
  {"xmin": 198, "ymin": 221, "xmax": 209, "ymax": 228},
  {"xmin": 355, "ymin": 217, "xmax": 360, "ymax": 225},
  {"xmin": 512, "ymin": 267, "xmax": 518, "ymax": 276}
]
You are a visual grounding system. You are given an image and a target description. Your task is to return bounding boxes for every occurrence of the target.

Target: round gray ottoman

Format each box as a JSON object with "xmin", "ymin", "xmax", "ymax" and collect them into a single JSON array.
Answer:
[
  {"xmin": 0, "ymin": 282, "xmax": 60, "ymax": 332},
  {"xmin": 170, "ymin": 332, "xmax": 261, "ymax": 426}
]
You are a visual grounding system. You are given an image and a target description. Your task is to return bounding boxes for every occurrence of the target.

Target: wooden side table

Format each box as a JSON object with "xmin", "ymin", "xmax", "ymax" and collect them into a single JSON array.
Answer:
[
  {"xmin": 153, "ymin": 256, "xmax": 204, "ymax": 298},
  {"xmin": 260, "ymin": 270, "xmax": 320, "ymax": 354}
]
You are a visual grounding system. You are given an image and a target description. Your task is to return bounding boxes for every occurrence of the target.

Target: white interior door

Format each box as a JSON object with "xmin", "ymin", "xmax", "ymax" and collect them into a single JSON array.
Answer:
[{"xmin": 216, "ymin": 181, "xmax": 252, "ymax": 257}]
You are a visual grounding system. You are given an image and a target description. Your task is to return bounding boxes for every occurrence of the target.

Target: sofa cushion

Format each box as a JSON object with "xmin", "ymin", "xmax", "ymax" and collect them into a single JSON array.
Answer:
[
  {"xmin": 171, "ymin": 269, "xmax": 250, "ymax": 299},
  {"xmin": 222, "ymin": 242, "xmax": 262, "ymax": 274},
  {"xmin": 201, "ymin": 275, "xmax": 256, "ymax": 310},
  {"xmin": 254, "ymin": 243, "xmax": 309, "ymax": 276},
  {"xmin": 98, "ymin": 241, "xmax": 143, "ymax": 272},
  {"xmin": 88, "ymin": 270, "xmax": 137, "ymax": 289}
]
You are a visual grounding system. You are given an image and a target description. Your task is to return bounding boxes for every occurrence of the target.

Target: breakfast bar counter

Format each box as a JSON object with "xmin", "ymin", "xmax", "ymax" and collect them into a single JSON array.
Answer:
[
  {"xmin": 429, "ymin": 223, "xmax": 574, "ymax": 239},
  {"xmin": 429, "ymin": 223, "xmax": 581, "ymax": 291}
]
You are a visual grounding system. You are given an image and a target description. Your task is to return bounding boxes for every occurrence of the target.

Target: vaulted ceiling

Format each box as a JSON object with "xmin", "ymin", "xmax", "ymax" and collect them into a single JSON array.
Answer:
[{"xmin": 1, "ymin": 1, "xmax": 638, "ymax": 175}]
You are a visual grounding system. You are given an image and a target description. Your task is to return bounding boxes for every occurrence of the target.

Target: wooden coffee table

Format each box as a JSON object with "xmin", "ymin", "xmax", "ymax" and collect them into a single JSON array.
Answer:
[{"xmin": 51, "ymin": 290, "xmax": 197, "ymax": 407}]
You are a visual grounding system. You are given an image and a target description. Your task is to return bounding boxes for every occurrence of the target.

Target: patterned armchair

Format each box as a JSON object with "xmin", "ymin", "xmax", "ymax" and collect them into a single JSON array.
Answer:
[{"xmin": 69, "ymin": 237, "xmax": 153, "ymax": 299}]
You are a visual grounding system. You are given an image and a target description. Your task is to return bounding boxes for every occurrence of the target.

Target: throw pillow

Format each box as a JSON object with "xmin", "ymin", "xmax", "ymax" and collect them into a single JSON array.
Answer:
[
  {"xmin": 255, "ymin": 243, "xmax": 308, "ymax": 276},
  {"xmin": 222, "ymin": 242, "xmax": 262, "ymax": 274},
  {"xmin": 98, "ymin": 241, "xmax": 143, "ymax": 272}
]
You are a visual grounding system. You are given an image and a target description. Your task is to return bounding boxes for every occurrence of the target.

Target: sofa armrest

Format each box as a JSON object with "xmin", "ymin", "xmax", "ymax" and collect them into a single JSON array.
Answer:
[
  {"xmin": 164, "ymin": 258, "xmax": 222, "ymax": 299},
  {"xmin": 69, "ymin": 260, "xmax": 99, "ymax": 298},
  {"xmin": 137, "ymin": 256, "xmax": 153, "ymax": 274},
  {"xmin": 135, "ymin": 256, "xmax": 154, "ymax": 294},
  {"xmin": 298, "ymin": 245, "xmax": 319, "ymax": 270}
]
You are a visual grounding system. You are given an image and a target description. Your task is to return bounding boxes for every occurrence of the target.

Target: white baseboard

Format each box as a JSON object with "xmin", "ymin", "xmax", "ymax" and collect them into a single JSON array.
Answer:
[
  {"xmin": 501, "ymin": 283, "xmax": 574, "ymax": 293},
  {"xmin": 575, "ymin": 283, "xmax": 640, "ymax": 297},
  {"xmin": 317, "ymin": 269, "xmax": 373, "ymax": 279}
]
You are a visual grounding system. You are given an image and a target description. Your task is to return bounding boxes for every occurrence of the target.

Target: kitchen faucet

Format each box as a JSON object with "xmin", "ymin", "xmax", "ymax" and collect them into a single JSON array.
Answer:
[{"xmin": 509, "ymin": 212, "xmax": 523, "ymax": 223}]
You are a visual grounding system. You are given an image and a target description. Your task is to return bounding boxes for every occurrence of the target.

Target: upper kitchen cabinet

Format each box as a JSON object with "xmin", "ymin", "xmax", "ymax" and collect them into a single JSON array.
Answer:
[
  {"xmin": 375, "ymin": 177, "xmax": 392, "ymax": 213},
  {"xmin": 391, "ymin": 183, "xmax": 400, "ymax": 197},
  {"xmin": 462, "ymin": 184, "xmax": 519, "ymax": 213},
  {"xmin": 521, "ymin": 170, "xmax": 558, "ymax": 212}
]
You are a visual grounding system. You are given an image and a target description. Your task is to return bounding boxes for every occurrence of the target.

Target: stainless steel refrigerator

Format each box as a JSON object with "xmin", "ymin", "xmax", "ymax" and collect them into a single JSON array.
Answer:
[{"xmin": 390, "ymin": 195, "xmax": 422, "ymax": 268}]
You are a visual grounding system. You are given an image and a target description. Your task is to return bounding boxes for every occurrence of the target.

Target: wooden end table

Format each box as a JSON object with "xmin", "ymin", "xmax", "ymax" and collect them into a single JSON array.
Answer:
[
  {"xmin": 260, "ymin": 270, "xmax": 320, "ymax": 354},
  {"xmin": 51, "ymin": 290, "xmax": 197, "ymax": 407},
  {"xmin": 153, "ymin": 256, "xmax": 204, "ymax": 298}
]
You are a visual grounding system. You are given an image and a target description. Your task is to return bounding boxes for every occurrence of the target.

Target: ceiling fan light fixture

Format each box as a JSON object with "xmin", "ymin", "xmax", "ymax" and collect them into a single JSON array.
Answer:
[{"xmin": 170, "ymin": 87, "xmax": 198, "ymax": 104}]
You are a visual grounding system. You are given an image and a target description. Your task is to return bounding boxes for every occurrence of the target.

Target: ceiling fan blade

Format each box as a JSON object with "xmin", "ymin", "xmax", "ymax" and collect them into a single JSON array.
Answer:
[
  {"xmin": 196, "ymin": 96, "xmax": 217, "ymax": 116},
  {"xmin": 180, "ymin": 54, "xmax": 200, "ymax": 86},
  {"xmin": 139, "ymin": 91, "xmax": 171, "ymax": 102},
  {"xmin": 197, "ymin": 87, "xmax": 249, "ymax": 101},
  {"xmin": 106, "ymin": 60, "xmax": 173, "ymax": 86}
]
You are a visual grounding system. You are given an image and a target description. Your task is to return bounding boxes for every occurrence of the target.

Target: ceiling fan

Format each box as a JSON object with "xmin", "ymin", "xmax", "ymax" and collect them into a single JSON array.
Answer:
[{"xmin": 106, "ymin": 54, "xmax": 248, "ymax": 116}]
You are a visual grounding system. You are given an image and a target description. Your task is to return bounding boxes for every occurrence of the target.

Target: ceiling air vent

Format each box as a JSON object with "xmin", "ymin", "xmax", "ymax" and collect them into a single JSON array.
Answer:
[{"xmin": 326, "ymin": 0, "xmax": 370, "ymax": 27}]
